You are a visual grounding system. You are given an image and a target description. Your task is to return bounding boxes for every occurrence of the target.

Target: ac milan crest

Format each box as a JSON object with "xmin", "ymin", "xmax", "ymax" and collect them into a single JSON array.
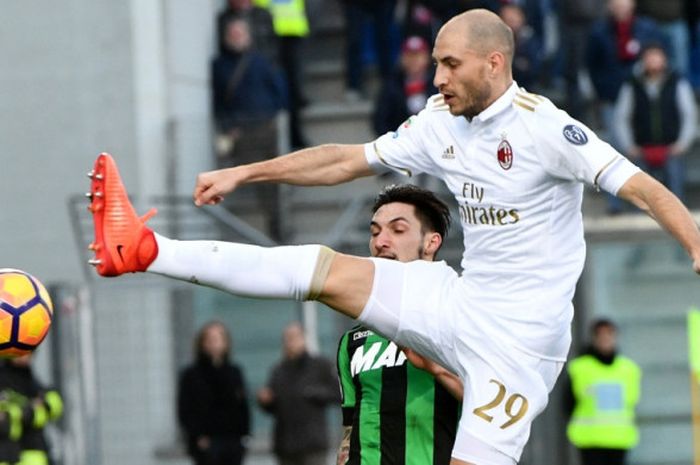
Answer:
[{"xmin": 497, "ymin": 137, "xmax": 513, "ymax": 170}]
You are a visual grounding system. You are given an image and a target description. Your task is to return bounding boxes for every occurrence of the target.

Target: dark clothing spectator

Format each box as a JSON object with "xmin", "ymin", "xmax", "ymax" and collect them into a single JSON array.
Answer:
[
  {"xmin": 259, "ymin": 352, "xmax": 340, "ymax": 458},
  {"xmin": 400, "ymin": 0, "xmax": 454, "ymax": 41},
  {"xmin": 212, "ymin": 16, "xmax": 286, "ymax": 239},
  {"xmin": 178, "ymin": 355, "xmax": 251, "ymax": 465},
  {"xmin": 0, "ymin": 390, "xmax": 23, "ymax": 464},
  {"xmin": 637, "ymin": 0, "xmax": 690, "ymax": 75},
  {"xmin": 212, "ymin": 50, "xmax": 285, "ymax": 132},
  {"xmin": 558, "ymin": 0, "xmax": 606, "ymax": 119},
  {"xmin": 500, "ymin": 3, "xmax": 544, "ymax": 90},
  {"xmin": 0, "ymin": 358, "xmax": 63, "ymax": 465},
  {"xmin": 587, "ymin": 15, "xmax": 663, "ymax": 103},
  {"xmin": 512, "ymin": 26, "xmax": 543, "ymax": 89},
  {"xmin": 178, "ymin": 322, "xmax": 251, "ymax": 465},
  {"xmin": 373, "ymin": 69, "xmax": 437, "ymax": 135},
  {"xmin": 614, "ymin": 45, "xmax": 697, "ymax": 203},
  {"xmin": 217, "ymin": 1, "xmax": 278, "ymax": 63},
  {"xmin": 260, "ymin": 0, "xmax": 311, "ymax": 149},
  {"xmin": 259, "ymin": 324, "xmax": 340, "ymax": 465},
  {"xmin": 343, "ymin": 0, "xmax": 398, "ymax": 99},
  {"xmin": 373, "ymin": 35, "xmax": 437, "ymax": 136}
]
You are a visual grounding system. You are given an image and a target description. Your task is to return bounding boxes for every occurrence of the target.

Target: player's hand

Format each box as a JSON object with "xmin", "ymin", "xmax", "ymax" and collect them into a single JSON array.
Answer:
[
  {"xmin": 693, "ymin": 257, "xmax": 700, "ymax": 275},
  {"xmin": 402, "ymin": 348, "xmax": 444, "ymax": 376},
  {"xmin": 193, "ymin": 167, "xmax": 245, "ymax": 207},
  {"xmin": 257, "ymin": 386, "xmax": 274, "ymax": 406}
]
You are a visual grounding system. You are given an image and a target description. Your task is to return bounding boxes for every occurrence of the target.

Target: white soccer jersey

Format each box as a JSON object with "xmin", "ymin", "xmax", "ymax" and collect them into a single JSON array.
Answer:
[{"xmin": 364, "ymin": 83, "xmax": 640, "ymax": 360}]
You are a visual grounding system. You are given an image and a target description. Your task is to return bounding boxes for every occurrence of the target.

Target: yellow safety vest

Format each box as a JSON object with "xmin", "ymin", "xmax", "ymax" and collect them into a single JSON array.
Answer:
[
  {"xmin": 17, "ymin": 450, "xmax": 48, "ymax": 465},
  {"xmin": 255, "ymin": 0, "xmax": 309, "ymax": 37},
  {"xmin": 567, "ymin": 354, "xmax": 641, "ymax": 449}
]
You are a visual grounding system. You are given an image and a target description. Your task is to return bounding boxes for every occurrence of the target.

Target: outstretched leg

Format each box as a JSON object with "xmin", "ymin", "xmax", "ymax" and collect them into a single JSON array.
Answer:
[{"xmin": 87, "ymin": 153, "xmax": 373, "ymax": 319}]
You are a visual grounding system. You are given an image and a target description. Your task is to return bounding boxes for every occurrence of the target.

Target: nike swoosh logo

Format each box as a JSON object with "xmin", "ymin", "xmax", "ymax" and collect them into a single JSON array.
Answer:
[{"xmin": 116, "ymin": 244, "xmax": 125, "ymax": 263}]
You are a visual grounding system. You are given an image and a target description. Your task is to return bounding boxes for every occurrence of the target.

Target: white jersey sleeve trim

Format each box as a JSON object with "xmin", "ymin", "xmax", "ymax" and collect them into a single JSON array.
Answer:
[
  {"xmin": 596, "ymin": 155, "xmax": 641, "ymax": 195},
  {"xmin": 363, "ymin": 141, "xmax": 413, "ymax": 177}
]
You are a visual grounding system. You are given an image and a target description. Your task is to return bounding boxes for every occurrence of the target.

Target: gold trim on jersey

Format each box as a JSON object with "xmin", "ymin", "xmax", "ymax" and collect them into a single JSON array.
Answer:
[
  {"xmin": 374, "ymin": 143, "xmax": 413, "ymax": 177},
  {"xmin": 513, "ymin": 99, "xmax": 535, "ymax": 112},
  {"xmin": 593, "ymin": 155, "xmax": 620, "ymax": 189},
  {"xmin": 429, "ymin": 94, "xmax": 450, "ymax": 111},
  {"xmin": 515, "ymin": 92, "xmax": 540, "ymax": 106}
]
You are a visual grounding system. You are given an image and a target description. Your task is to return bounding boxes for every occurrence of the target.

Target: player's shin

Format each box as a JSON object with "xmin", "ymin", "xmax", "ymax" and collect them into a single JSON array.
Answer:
[{"xmin": 148, "ymin": 234, "xmax": 334, "ymax": 300}]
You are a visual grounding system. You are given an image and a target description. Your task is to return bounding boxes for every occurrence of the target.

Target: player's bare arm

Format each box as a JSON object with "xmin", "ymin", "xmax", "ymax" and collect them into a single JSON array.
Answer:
[
  {"xmin": 336, "ymin": 425, "xmax": 352, "ymax": 465},
  {"xmin": 193, "ymin": 144, "xmax": 373, "ymax": 206},
  {"xmin": 617, "ymin": 171, "xmax": 700, "ymax": 272}
]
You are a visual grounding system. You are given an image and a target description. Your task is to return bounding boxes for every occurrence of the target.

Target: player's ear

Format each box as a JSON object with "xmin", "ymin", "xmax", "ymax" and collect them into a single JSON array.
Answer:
[
  {"xmin": 487, "ymin": 51, "xmax": 505, "ymax": 76},
  {"xmin": 423, "ymin": 232, "xmax": 442, "ymax": 259}
]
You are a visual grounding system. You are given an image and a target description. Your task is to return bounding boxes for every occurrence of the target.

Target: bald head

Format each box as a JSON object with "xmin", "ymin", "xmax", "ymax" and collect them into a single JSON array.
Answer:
[{"xmin": 440, "ymin": 9, "xmax": 514, "ymax": 68}]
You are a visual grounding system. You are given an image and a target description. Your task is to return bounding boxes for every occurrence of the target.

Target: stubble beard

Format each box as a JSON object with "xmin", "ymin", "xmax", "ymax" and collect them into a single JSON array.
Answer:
[{"xmin": 462, "ymin": 78, "xmax": 492, "ymax": 119}]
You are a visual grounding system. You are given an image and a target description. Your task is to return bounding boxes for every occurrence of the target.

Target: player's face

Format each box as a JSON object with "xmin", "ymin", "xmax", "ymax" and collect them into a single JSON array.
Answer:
[
  {"xmin": 370, "ymin": 202, "xmax": 429, "ymax": 262},
  {"xmin": 432, "ymin": 29, "xmax": 493, "ymax": 119}
]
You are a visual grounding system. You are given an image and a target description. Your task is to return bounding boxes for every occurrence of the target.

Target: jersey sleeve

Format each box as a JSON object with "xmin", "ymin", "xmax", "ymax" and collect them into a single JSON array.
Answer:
[
  {"xmin": 364, "ymin": 106, "xmax": 439, "ymax": 178},
  {"xmin": 530, "ymin": 103, "xmax": 640, "ymax": 195},
  {"xmin": 336, "ymin": 331, "xmax": 356, "ymax": 425}
]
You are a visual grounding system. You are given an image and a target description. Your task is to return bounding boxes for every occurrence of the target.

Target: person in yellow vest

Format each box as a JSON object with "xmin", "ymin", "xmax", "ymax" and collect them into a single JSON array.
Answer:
[
  {"xmin": 565, "ymin": 318, "xmax": 642, "ymax": 465},
  {"xmin": 0, "ymin": 356, "xmax": 64, "ymax": 465},
  {"xmin": 254, "ymin": 0, "xmax": 310, "ymax": 149}
]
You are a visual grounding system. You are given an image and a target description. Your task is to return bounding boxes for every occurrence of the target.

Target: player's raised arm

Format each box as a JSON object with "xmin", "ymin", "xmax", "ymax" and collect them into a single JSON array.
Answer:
[
  {"xmin": 617, "ymin": 171, "xmax": 700, "ymax": 273},
  {"xmin": 193, "ymin": 143, "xmax": 373, "ymax": 206}
]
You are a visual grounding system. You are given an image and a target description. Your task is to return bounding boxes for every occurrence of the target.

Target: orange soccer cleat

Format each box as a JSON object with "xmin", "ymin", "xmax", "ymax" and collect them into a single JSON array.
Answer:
[{"xmin": 86, "ymin": 153, "xmax": 159, "ymax": 276}]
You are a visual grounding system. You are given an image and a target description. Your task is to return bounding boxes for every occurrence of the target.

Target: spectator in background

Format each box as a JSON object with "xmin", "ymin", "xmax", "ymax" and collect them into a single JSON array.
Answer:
[
  {"xmin": 342, "ymin": 0, "xmax": 398, "ymax": 101},
  {"xmin": 212, "ymin": 15, "xmax": 285, "ymax": 238},
  {"xmin": 565, "ymin": 318, "xmax": 642, "ymax": 465},
  {"xmin": 637, "ymin": 0, "xmax": 690, "ymax": 76},
  {"xmin": 373, "ymin": 35, "xmax": 437, "ymax": 136},
  {"xmin": 399, "ymin": 0, "xmax": 455, "ymax": 41},
  {"xmin": 258, "ymin": 322, "xmax": 340, "ymax": 465},
  {"xmin": 499, "ymin": 3, "xmax": 543, "ymax": 90},
  {"xmin": 216, "ymin": 0, "xmax": 277, "ymax": 64},
  {"xmin": 178, "ymin": 321, "xmax": 251, "ymax": 465},
  {"xmin": 257, "ymin": 0, "xmax": 311, "ymax": 149},
  {"xmin": 614, "ymin": 42, "xmax": 697, "ymax": 205},
  {"xmin": 558, "ymin": 0, "xmax": 606, "ymax": 120},
  {"xmin": 0, "ymin": 387, "xmax": 24, "ymax": 465},
  {"xmin": 0, "ymin": 355, "xmax": 63, "ymax": 465},
  {"xmin": 587, "ymin": 0, "xmax": 664, "ymax": 214},
  {"xmin": 212, "ymin": 15, "xmax": 284, "ymax": 163},
  {"xmin": 587, "ymin": 0, "xmax": 663, "ymax": 142}
]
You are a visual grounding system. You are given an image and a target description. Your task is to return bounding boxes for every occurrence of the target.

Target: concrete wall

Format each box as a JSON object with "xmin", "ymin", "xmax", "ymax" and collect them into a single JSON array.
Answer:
[{"xmin": 1, "ymin": 1, "xmax": 218, "ymax": 464}]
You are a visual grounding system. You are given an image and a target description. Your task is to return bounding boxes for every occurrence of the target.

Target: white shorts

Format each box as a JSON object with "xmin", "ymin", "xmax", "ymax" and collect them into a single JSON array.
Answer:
[{"xmin": 358, "ymin": 258, "xmax": 565, "ymax": 463}]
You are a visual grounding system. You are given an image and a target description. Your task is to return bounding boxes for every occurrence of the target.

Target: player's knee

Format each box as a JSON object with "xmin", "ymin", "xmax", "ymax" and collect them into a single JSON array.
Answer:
[{"xmin": 315, "ymin": 252, "xmax": 375, "ymax": 319}]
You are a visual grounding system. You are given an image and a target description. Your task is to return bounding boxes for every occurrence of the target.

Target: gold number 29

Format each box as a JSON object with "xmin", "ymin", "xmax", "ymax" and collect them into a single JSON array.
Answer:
[{"xmin": 472, "ymin": 379, "xmax": 529, "ymax": 429}]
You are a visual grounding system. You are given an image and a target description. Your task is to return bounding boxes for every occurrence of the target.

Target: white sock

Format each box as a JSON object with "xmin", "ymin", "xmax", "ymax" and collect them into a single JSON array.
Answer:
[{"xmin": 148, "ymin": 233, "xmax": 328, "ymax": 300}]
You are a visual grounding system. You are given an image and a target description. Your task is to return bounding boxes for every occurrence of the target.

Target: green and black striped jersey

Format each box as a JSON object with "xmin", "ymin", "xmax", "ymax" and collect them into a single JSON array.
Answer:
[{"xmin": 337, "ymin": 326, "xmax": 459, "ymax": 465}]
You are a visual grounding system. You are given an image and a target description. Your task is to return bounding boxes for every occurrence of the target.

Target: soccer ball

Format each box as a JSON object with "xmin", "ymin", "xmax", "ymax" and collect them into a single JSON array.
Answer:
[{"xmin": 0, "ymin": 269, "xmax": 53, "ymax": 358}]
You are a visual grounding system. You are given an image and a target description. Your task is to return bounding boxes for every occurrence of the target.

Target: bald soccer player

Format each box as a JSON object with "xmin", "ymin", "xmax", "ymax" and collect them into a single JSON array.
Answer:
[{"xmin": 86, "ymin": 9, "xmax": 700, "ymax": 465}]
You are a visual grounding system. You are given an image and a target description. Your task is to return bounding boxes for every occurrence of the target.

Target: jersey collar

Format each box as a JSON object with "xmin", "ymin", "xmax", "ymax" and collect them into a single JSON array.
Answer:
[{"xmin": 472, "ymin": 81, "xmax": 518, "ymax": 124}]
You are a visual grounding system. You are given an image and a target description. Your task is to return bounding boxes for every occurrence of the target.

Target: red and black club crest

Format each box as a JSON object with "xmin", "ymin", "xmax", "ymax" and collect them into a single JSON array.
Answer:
[{"xmin": 497, "ymin": 138, "xmax": 513, "ymax": 170}]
